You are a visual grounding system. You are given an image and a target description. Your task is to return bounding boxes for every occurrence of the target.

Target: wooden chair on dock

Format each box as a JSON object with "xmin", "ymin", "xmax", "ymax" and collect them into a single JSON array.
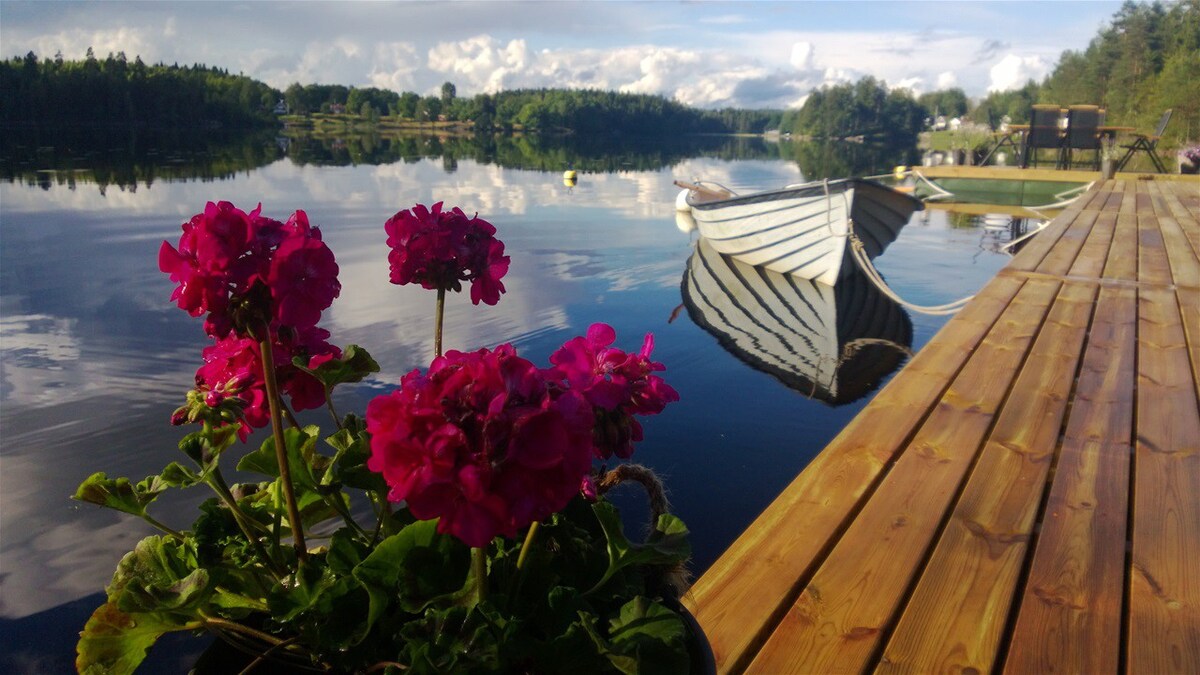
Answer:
[
  {"xmin": 1117, "ymin": 109, "xmax": 1172, "ymax": 173},
  {"xmin": 1062, "ymin": 105, "xmax": 1104, "ymax": 170},
  {"xmin": 1021, "ymin": 104, "xmax": 1064, "ymax": 169}
]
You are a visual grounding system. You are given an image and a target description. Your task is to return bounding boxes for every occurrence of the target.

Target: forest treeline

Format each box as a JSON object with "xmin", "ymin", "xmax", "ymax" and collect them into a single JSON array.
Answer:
[
  {"xmin": 0, "ymin": 51, "xmax": 779, "ymax": 135},
  {"xmin": 281, "ymin": 82, "xmax": 782, "ymax": 135},
  {"xmin": 778, "ymin": 77, "xmax": 927, "ymax": 143},
  {"xmin": 0, "ymin": 49, "xmax": 279, "ymax": 128},
  {"xmin": 969, "ymin": 0, "xmax": 1198, "ymax": 143}
]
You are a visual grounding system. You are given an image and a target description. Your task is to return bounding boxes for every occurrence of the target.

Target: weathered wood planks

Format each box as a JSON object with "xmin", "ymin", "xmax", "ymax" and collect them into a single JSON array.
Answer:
[{"xmin": 686, "ymin": 179, "xmax": 1200, "ymax": 675}]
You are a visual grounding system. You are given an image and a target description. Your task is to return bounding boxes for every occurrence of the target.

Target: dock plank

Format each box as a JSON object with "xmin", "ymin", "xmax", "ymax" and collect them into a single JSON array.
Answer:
[
  {"xmin": 876, "ymin": 204, "xmax": 1120, "ymax": 673},
  {"xmin": 1006, "ymin": 186, "xmax": 1107, "ymax": 274},
  {"xmin": 1003, "ymin": 284, "xmax": 1136, "ymax": 674},
  {"xmin": 876, "ymin": 280, "xmax": 1097, "ymax": 674},
  {"xmin": 1128, "ymin": 286, "xmax": 1200, "ymax": 673},
  {"xmin": 746, "ymin": 279, "xmax": 1059, "ymax": 674}
]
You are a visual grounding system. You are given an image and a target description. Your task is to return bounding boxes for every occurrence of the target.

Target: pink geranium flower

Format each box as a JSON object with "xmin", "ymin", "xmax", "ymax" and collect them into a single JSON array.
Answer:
[
  {"xmin": 366, "ymin": 345, "xmax": 592, "ymax": 547},
  {"xmin": 194, "ymin": 324, "xmax": 339, "ymax": 440},
  {"xmin": 160, "ymin": 202, "xmax": 340, "ymax": 337},
  {"xmin": 383, "ymin": 202, "xmax": 509, "ymax": 305},
  {"xmin": 549, "ymin": 323, "xmax": 679, "ymax": 460},
  {"xmin": 268, "ymin": 212, "xmax": 341, "ymax": 329}
]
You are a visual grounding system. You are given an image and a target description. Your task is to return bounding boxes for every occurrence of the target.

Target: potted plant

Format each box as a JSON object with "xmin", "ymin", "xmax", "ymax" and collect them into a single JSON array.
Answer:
[
  {"xmin": 73, "ymin": 201, "xmax": 710, "ymax": 674},
  {"xmin": 1179, "ymin": 145, "xmax": 1200, "ymax": 174}
]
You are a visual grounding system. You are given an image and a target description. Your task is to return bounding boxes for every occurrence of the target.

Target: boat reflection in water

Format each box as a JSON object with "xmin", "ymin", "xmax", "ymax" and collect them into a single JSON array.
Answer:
[{"xmin": 682, "ymin": 237, "xmax": 913, "ymax": 405}]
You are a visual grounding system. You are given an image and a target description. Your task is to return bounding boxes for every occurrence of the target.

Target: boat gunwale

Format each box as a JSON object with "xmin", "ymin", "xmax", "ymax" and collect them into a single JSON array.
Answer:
[{"xmin": 687, "ymin": 177, "xmax": 924, "ymax": 213}]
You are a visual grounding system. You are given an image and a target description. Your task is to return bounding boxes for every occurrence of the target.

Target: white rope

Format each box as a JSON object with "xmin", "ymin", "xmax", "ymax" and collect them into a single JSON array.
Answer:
[
  {"xmin": 692, "ymin": 178, "xmax": 738, "ymax": 197},
  {"xmin": 1053, "ymin": 181, "xmax": 1092, "ymax": 201},
  {"xmin": 911, "ymin": 170, "xmax": 955, "ymax": 200},
  {"xmin": 847, "ymin": 223, "xmax": 974, "ymax": 315},
  {"xmin": 999, "ymin": 220, "xmax": 1050, "ymax": 251},
  {"xmin": 823, "ymin": 179, "xmax": 842, "ymax": 237}
]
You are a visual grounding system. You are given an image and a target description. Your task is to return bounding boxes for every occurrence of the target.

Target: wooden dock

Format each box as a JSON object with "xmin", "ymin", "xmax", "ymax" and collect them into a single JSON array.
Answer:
[{"xmin": 684, "ymin": 177, "xmax": 1200, "ymax": 674}]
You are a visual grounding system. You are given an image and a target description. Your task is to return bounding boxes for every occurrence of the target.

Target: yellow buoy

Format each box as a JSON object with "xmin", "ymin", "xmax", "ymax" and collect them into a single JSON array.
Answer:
[
  {"xmin": 563, "ymin": 176, "xmax": 577, "ymax": 188},
  {"xmin": 563, "ymin": 169, "xmax": 577, "ymax": 180},
  {"xmin": 893, "ymin": 165, "xmax": 907, "ymax": 179}
]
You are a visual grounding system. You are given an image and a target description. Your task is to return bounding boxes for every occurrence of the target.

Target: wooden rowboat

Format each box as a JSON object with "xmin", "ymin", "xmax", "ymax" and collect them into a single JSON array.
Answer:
[
  {"xmin": 675, "ymin": 178, "xmax": 923, "ymax": 286},
  {"xmin": 682, "ymin": 237, "xmax": 913, "ymax": 405}
]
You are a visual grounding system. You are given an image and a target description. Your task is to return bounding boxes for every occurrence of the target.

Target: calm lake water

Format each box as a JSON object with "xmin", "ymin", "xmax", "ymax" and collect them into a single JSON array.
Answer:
[{"xmin": 0, "ymin": 132, "xmax": 1020, "ymax": 671}]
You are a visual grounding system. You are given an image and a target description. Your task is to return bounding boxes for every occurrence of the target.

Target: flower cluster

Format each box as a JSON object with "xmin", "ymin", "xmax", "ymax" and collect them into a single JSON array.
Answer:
[
  {"xmin": 160, "ymin": 202, "xmax": 342, "ymax": 438},
  {"xmin": 159, "ymin": 202, "xmax": 341, "ymax": 338},
  {"xmin": 366, "ymin": 324, "xmax": 678, "ymax": 546},
  {"xmin": 550, "ymin": 323, "xmax": 680, "ymax": 460},
  {"xmin": 384, "ymin": 202, "xmax": 509, "ymax": 305},
  {"xmin": 366, "ymin": 345, "xmax": 594, "ymax": 547},
  {"xmin": 192, "ymin": 327, "xmax": 340, "ymax": 440}
]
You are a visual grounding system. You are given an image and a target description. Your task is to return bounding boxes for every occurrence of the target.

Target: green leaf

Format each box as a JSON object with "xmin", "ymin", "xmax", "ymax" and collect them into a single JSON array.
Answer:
[
  {"xmin": 268, "ymin": 560, "xmax": 339, "ymax": 622},
  {"xmin": 72, "ymin": 473, "xmax": 166, "ymax": 518},
  {"xmin": 353, "ymin": 519, "xmax": 471, "ymax": 632},
  {"xmin": 578, "ymin": 597, "xmax": 688, "ymax": 675},
  {"xmin": 108, "ymin": 535, "xmax": 214, "ymax": 614},
  {"xmin": 327, "ymin": 528, "xmax": 370, "ymax": 576},
  {"xmin": 178, "ymin": 424, "xmax": 238, "ymax": 467},
  {"xmin": 158, "ymin": 462, "xmax": 201, "ymax": 488},
  {"xmin": 606, "ymin": 597, "xmax": 688, "ymax": 675},
  {"xmin": 587, "ymin": 502, "xmax": 691, "ymax": 595},
  {"xmin": 236, "ymin": 426, "xmax": 322, "ymax": 491},
  {"xmin": 76, "ymin": 600, "xmax": 199, "ymax": 675},
  {"xmin": 293, "ymin": 344, "xmax": 380, "ymax": 390},
  {"xmin": 577, "ymin": 611, "xmax": 637, "ymax": 674},
  {"xmin": 326, "ymin": 427, "xmax": 387, "ymax": 493},
  {"xmin": 396, "ymin": 605, "xmax": 505, "ymax": 674},
  {"xmin": 192, "ymin": 498, "xmax": 261, "ymax": 569}
]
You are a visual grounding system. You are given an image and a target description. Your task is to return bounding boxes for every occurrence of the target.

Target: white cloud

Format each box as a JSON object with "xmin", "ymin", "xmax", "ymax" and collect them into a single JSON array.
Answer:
[
  {"xmin": 701, "ymin": 14, "xmax": 750, "ymax": 26},
  {"xmin": 937, "ymin": 71, "xmax": 958, "ymax": 89},
  {"xmin": 369, "ymin": 42, "xmax": 421, "ymax": 92},
  {"xmin": 19, "ymin": 26, "xmax": 155, "ymax": 61},
  {"xmin": 790, "ymin": 42, "xmax": 815, "ymax": 71},
  {"xmin": 988, "ymin": 54, "xmax": 1048, "ymax": 92}
]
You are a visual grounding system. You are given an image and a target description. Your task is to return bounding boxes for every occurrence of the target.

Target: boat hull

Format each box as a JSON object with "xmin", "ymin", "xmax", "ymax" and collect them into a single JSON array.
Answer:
[
  {"xmin": 686, "ymin": 179, "xmax": 922, "ymax": 286},
  {"xmin": 681, "ymin": 238, "xmax": 913, "ymax": 405}
]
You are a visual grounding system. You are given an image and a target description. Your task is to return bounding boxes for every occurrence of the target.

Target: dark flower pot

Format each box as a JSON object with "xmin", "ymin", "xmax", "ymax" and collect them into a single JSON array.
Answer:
[{"xmin": 681, "ymin": 600, "xmax": 715, "ymax": 667}]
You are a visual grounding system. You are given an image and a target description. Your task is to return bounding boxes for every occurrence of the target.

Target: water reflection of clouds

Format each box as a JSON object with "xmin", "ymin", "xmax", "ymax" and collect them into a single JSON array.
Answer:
[
  {"xmin": 0, "ymin": 315, "xmax": 80, "ymax": 404},
  {"xmin": 2, "ymin": 155, "xmax": 807, "ymax": 223}
]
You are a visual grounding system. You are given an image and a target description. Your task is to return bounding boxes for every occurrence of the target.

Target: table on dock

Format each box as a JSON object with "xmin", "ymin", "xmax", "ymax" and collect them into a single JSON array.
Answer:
[{"xmin": 684, "ymin": 177, "xmax": 1200, "ymax": 674}]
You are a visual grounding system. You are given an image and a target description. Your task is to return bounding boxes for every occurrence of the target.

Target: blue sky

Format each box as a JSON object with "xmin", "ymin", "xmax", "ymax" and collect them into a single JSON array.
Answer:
[{"xmin": 1, "ymin": 1, "xmax": 1124, "ymax": 108}]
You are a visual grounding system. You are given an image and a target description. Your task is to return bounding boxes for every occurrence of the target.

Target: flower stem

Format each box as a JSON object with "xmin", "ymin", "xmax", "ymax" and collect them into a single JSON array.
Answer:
[
  {"xmin": 507, "ymin": 521, "xmax": 541, "ymax": 601},
  {"xmin": 257, "ymin": 323, "xmax": 307, "ymax": 564},
  {"xmin": 516, "ymin": 521, "xmax": 540, "ymax": 572},
  {"xmin": 207, "ymin": 470, "xmax": 286, "ymax": 580},
  {"xmin": 325, "ymin": 388, "xmax": 343, "ymax": 430},
  {"xmin": 141, "ymin": 514, "xmax": 186, "ymax": 541},
  {"xmin": 434, "ymin": 287, "xmax": 446, "ymax": 357},
  {"xmin": 471, "ymin": 546, "xmax": 488, "ymax": 605},
  {"xmin": 202, "ymin": 614, "xmax": 290, "ymax": 648},
  {"xmin": 278, "ymin": 396, "xmax": 301, "ymax": 430},
  {"xmin": 325, "ymin": 493, "xmax": 370, "ymax": 540}
]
